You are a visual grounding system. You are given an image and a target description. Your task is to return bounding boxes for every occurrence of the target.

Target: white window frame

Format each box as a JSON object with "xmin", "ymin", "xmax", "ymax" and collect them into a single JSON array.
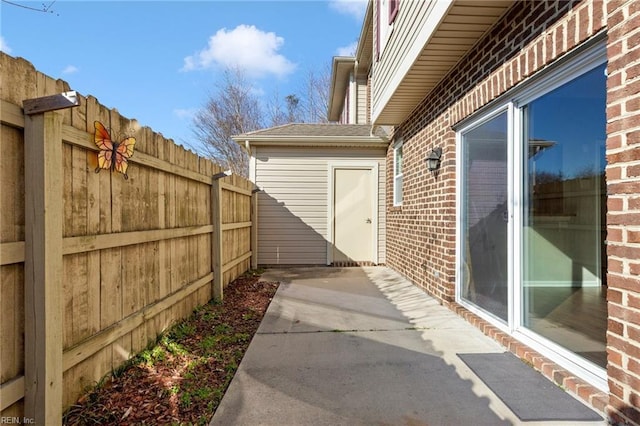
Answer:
[
  {"xmin": 393, "ymin": 140, "xmax": 403, "ymax": 206},
  {"xmin": 377, "ymin": 0, "xmax": 394, "ymax": 58},
  {"xmin": 454, "ymin": 38, "xmax": 608, "ymax": 391}
]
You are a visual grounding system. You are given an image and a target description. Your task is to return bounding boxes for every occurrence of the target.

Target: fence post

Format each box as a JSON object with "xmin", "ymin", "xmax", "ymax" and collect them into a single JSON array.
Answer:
[
  {"xmin": 23, "ymin": 111, "xmax": 64, "ymax": 425},
  {"xmin": 250, "ymin": 190, "xmax": 258, "ymax": 269},
  {"xmin": 211, "ymin": 177, "xmax": 224, "ymax": 301}
]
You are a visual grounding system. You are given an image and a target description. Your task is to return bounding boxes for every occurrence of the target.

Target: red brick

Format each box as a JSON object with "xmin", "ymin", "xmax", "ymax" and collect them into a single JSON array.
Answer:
[
  {"xmin": 627, "ymin": 63, "xmax": 640, "ymax": 81},
  {"xmin": 607, "ymin": 102, "xmax": 622, "ymax": 119},
  {"xmin": 608, "ymin": 364, "xmax": 640, "ymax": 389},
  {"xmin": 379, "ymin": 0, "xmax": 638, "ymax": 417},
  {"xmin": 629, "ymin": 323, "xmax": 640, "ymax": 342},
  {"xmin": 577, "ymin": 384, "xmax": 595, "ymax": 401},
  {"xmin": 608, "ymin": 228, "xmax": 624, "ymax": 243},
  {"xmin": 607, "ymin": 0, "xmax": 626, "ymax": 17},
  {"xmin": 607, "ymin": 212, "xmax": 640, "ymax": 226},
  {"xmin": 609, "ymin": 304, "xmax": 640, "ymax": 326},
  {"xmin": 607, "ymin": 165, "xmax": 623, "ymax": 180},
  {"xmin": 609, "ymin": 287, "xmax": 624, "ymax": 303},
  {"xmin": 590, "ymin": 392, "xmax": 609, "ymax": 414},
  {"xmin": 628, "ymin": 229, "xmax": 640, "ymax": 243},
  {"xmin": 610, "ymin": 378, "xmax": 625, "ymax": 398},
  {"xmin": 608, "ymin": 181, "xmax": 640, "ymax": 196},
  {"xmin": 608, "ymin": 394, "xmax": 640, "ymax": 424},
  {"xmin": 607, "ymin": 79, "xmax": 640, "ymax": 104},
  {"xmin": 608, "ymin": 197, "xmax": 624, "ymax": 212},
  {"xmin": 578, "ymin": 5, "xmax": 590, "ymax": 42},
  {"xmin": 607, "ymin": 69, "xmax": 623, "ymax": 89},
  {"xmin": 630, "ymin": 294, "xmax": 640, "ymax": 310},
  {"xmin": 630, "ymin": 197, "xmax": 640, "ymax": 210},
  {"xmin": 631, "ymin": 263, "xmax": 640, "ymax": 275},
  {"xmin": 608, "ymin": 333, "xmax": 640, "ymax": 360},
  {"xmin": 608, "ymin": 273, "xmax": 640, "ymax": 292},
  {"xmin": 607, "ymin": 41, "xmax": 624, "ymax": 67},
  {"xmin": 563, "ymin": 376, "xmax": 580, "ymax": 393},
  {"xmin": 608, "ymin": 7, "xmax": 626, "ymax": 29},
  {"xmin": 593, "ymin": 0, "xmax": 605, "ymax": 29},
  {"xmin": 609, "ymin": 318, "xmax": 625, "ymax": 336},
  {"xmin": 627, "ymin": 130, "xmax": 640, "ymax": 145},
  {"xmin": 629, "ymin": 357, "xmax": 640, "ymax": 375},
  {"xmin": 626, "ymin": 97, "xmax": 640, "ymax": 113},
  {"xmin": 608, "ymin": 347, "xmax": 623, "ymax": 367}
]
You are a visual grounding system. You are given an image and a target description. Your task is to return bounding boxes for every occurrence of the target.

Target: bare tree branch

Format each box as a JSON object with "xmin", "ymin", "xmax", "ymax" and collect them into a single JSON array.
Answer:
[
  {"xmin": 192, "ymin": 68, "xmax": 263, "ymax": 176},
  {"xmin": 192, "ymin": 63, "xmax": 331, "ymax": 175}
]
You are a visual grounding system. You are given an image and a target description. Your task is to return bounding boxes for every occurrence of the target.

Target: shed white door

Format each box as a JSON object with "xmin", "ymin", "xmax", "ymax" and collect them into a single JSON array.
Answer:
[{"xmin": 333, "ymin": 168, "xmax": 373, "ymax": 263}]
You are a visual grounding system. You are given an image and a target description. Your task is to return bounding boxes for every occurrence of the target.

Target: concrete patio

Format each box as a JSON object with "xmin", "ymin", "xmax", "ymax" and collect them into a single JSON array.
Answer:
[{"xmin": 211, "ymin": 267, "xmax": 604, "ymax": 426}]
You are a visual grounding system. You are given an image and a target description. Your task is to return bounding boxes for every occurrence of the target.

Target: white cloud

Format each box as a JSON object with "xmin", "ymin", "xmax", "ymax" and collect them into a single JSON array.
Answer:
[
  {"xmin": 329, "ymin": 0, "xmax": 367, "ymax": 20},
  {"xmin": 62, "ymin": 65, "xmax": 79, "ymax": 75},
  {"xmin": 173, "ymin": 108, "xmax": 197, "ymax": 120},
  {"xmin": 336, "ymin": 41, "xmax": 358, "ymax": 57},
  {"xmin": 182, "ymin": 25, "xmax": 296, "ymax": 78},
  {"xmin": 0, "ymin": 36, "xmax": 12, "ymax": 54}
]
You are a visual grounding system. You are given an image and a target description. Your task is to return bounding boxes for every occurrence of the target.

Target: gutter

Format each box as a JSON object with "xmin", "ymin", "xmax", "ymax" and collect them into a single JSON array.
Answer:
[{"xmin": 233, "ymin": 135, "xmax": 389, "ymax": 149}]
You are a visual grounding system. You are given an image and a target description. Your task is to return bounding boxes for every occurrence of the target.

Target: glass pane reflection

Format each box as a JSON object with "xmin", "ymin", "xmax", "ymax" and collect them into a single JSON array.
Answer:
[
  {"xmin": 522, "ymin": 64, "xmax": 607, "ymax": 367},
  {"xmin": 461, "ymin": 111, "xmax": 509, "ymax": 322}
]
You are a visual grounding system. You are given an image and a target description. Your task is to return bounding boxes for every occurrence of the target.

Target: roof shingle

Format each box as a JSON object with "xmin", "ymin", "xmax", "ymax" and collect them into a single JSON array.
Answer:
[{"xmin": 234, "ymin": 123, "xmax": 387, "ymax": 138}]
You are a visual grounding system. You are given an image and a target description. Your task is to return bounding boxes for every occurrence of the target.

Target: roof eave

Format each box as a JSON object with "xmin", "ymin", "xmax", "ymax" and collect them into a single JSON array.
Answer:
[
  {"xmin": 355, "ymin": 1, "xmax": 373, "ymax": 65},
  {"xmin": 372, "ymin": 0, "xmax": 516, "ymax": 126},
  {"xmin": 232, "ymin": 135, "xmax": 389, "ymax": 149},
  {"xmin": 327, "ymin": 57, "xmax": 356, "ymax": 122}
]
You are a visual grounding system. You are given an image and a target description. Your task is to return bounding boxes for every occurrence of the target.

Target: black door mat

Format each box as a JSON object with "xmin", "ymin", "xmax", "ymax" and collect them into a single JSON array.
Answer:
[{"xmin": 457, "ymin": 352, "xmax": 603, "ymax": 422}]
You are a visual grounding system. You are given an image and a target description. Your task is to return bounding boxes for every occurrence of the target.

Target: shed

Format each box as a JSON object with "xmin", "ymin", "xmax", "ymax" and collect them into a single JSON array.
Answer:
[{"xmin": 233, "ymin": 123, "xmax": 388, "ymax": 266}]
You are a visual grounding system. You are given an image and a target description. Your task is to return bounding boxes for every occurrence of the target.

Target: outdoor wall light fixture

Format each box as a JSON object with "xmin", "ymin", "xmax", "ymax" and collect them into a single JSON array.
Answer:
[
  {"xmin": 426, "ymin": 147, "xmax": 442, "ymax": 172},
  {"xmin": 212, "ymin": 169, "xmax": 232, "ymax": 180}
]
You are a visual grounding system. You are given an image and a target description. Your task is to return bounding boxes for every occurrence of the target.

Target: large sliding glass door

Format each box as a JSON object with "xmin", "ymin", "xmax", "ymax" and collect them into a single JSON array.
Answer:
[
  {"xmin": 460, "ymin": 111, "xmax": 509, "ymax": 322},
  {"xmin": 522, "ymin": 64, "xmax": 607, "ymax": 368},
  {"xmin": 457, "ymin": 44, "xmax": 608, "ymax": 385}
]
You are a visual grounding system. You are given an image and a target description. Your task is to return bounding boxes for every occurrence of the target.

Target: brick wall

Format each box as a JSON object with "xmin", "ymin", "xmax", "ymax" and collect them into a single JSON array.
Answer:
[
  {"xmin": 382, "ymin": 0, "xmax": 640, "ymax": 420},
  {"xmin": 386, "ymin": 0, "xmax": 606, "ymax": 303},
  {"xmin": 605, "ymin": 0, "xmax": 640, "ymax": 423}
]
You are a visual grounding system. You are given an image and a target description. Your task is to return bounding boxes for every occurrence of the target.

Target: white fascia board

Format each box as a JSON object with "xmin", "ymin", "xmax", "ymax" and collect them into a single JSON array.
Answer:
[{"xmin": 240, "ymin": 137, "xmax": 389, "ymax": 148}]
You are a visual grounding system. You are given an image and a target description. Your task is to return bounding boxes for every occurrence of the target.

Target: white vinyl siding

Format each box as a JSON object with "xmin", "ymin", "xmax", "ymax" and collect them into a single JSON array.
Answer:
[
  {"xmin": 357, "ymin": 77, "xmax": 368, "ymax": 124},
  {"xmin": 372, "ymin": 0, "xmax": 451, "ymax": 122},
  {"xmin": 254, "ymin": 147, "xmax": 386, "ymax": 265}
]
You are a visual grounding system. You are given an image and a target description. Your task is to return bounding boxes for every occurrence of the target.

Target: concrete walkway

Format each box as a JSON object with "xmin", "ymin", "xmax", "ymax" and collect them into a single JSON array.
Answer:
[{"xmin": 211, "ymin": 267, "xmax": 605, "ymax": 426}]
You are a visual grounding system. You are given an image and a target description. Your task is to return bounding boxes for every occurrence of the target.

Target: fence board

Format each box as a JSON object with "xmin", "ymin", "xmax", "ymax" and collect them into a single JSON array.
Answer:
[
  {"xmin": 1, "ymin": 53, "xmax": 256, "ymax": 419},
  {"xmin": 0, "ymin": 265, "xmax": 23, "ymax": 383},
  {"xmin": 0, "ymin": 99, "xmax": 25, "ymax": 128},
  {"xmin": 24, "ymin": 111, "xmax": 64, "ymax": 422},
  {"xmin": 0, "ymin": 125, "xmax": 24, "ymax": 244},
  {"xmin": 0, "ymin": 242, "xmax": 24, "ymax": 265},
  {"xmin": 1, "ymin": 226, "xmax": 214, "ymax": 265},
  {"xmin": 0, "ymin": 376, "xmax": 24, "ymax": 411}
]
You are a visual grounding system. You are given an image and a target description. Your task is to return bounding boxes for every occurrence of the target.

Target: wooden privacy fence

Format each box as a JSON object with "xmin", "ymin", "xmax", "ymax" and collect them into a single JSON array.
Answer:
[{"xmin": 0, "ymin": 53, "xmax": 258, "ymax": 424}]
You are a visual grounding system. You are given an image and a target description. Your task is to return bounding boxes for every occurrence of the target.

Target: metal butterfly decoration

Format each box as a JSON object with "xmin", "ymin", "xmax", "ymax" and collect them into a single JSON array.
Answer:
[{"xmin": 93, "ymin": 121, "xmax": 136, "ymax": 179}]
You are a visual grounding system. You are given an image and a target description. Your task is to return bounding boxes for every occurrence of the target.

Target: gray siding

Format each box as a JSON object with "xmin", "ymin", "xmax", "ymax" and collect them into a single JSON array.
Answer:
[{"xmin": 254, "ymin": 147, "xmax": 386, "ymax": 265}]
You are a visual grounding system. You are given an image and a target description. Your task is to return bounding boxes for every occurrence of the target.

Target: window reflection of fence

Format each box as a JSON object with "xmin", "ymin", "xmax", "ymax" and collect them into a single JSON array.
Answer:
[{"xmin": 0, "ymin": 54, "xmax": 256, "ymax": 423}]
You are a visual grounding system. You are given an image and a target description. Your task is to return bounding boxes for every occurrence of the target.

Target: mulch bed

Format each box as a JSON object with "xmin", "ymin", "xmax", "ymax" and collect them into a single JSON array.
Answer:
[{"xmin": 63, "ymin": 272, "xmax": 279, "ymax": 425}]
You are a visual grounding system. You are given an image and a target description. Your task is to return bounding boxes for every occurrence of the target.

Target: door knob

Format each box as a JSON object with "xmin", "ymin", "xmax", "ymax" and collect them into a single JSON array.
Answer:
[{"xmin": 366, "ymin": 218, "xmax": 372, "ymax": 223}]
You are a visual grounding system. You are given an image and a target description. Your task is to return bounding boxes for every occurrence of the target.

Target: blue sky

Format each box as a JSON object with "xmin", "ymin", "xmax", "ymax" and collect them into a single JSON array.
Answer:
[{"xmin": 0, "ymin": 0, "xmax": 365, "ymax": 153}]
